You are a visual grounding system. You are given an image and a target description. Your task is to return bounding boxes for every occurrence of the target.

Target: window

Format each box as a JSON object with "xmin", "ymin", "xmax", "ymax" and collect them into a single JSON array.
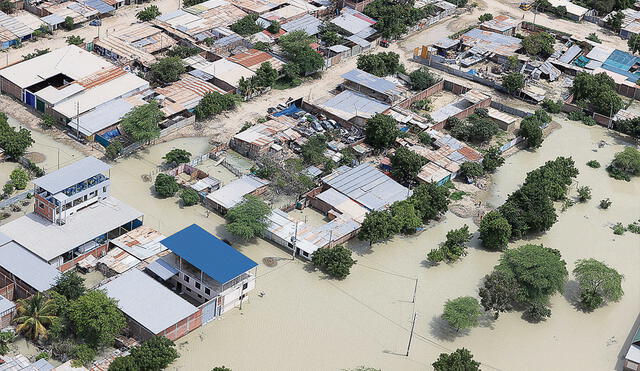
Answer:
[
  {"xmin": 195, "ymin": 282, "xmax": 201, "ymax": 289},
  {"xmin": 103, "ymin": 186, "xmax": 106, "ymax": 192},
  {"xmin": 38, "ymin": 202, "xmax": 44, "ymax": 209},
  {"xmin": 184, "ymin": 275, "xmax": 190, "ymax": 282},
  {"xmin": 302, "ymin": 251, "xmax": 309, "ymax": 257},
  {"xmin": 186, "ymin": 287, "xmax": 191, "ymax": 292},
  {"xmin": 205, "ymin": 288, "xmax": 210, "ymax": 295},
  {"xmin": 242, "ymin": 282, "xmax": 248, "ymax": 290},
  {"xmin": 197, "ymin": 294, "xmax": 202, "ymax": 298}
]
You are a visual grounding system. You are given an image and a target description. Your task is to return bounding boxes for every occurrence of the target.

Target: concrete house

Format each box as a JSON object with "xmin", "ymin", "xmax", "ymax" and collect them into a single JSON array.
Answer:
[
  {"xmin": 0, "ymin": 157, "xmax": 143, "ymax": 271},
  {"xmin": 205, "ymin": 175, "xmax": 269, "ymax": 213},
  {"xmin": 146, "ymin": 224, "xmax": 258, "ymax": 323}
]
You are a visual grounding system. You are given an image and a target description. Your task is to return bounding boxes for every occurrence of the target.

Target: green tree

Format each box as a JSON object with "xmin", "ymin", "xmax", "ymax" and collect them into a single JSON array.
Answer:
[
  {"xmin": 13, "ymin": 293, "xmax": 57, "ymax": 341},
  {"xmin": 606, "ymin": 11, "xmax": 625, "ymax": 32},
  {"xmin": 253, "ymin": 41, "xmax": 271, "ymax": 52},
  {"xmin": 267, "ymin": 21, "xmax": 280, "ymax": 34},
  {"xmin": 9, "ymin": 168, "xmax": 28, "ymax": 190},
  {"xmin": 608, "ymin": 146, "xmax": 640, "ymax": 180},
  {"xmin": 408, "ymin": 182, "xmax": 450, "ymax": 223},
  {"xmin": 496, "ymin": 244, "xmax": 568, "ymax": 303},
  {"xmin": 448, "ymin": 111, "xmax": 500, "ymax": 143},
  {"xmin": 502, "ymin": 72, "xmax": 524, "ymax": 94},
  {"xmin": 66, "ymin": 35, "xmax": 84, "ymax": 45},
  {"xmin": 629, "ymin": 34, "xmax": 640, "ymax": 54},
  {"xmin": 254, "ymin": 62, "xmax": 278, "ymax": 87},
  {"xmin": 523, "ymin": 301, "xmax": 552, "ymax": 322},
  {"xmin": 212, "ymin": 367, "xmax": 232, "ymax": 371},
  {"xmin": 72, "ymin": 344, "xmax": 96, "ymax": 367},
  {"xmin": 181, "ymin": 188, "xmax": 199, "ymax": 206},
  {"xmin": 522, "ymin": 32, "xmax": 555, "ymax": 57},
  {"xmin": 479, "ymin": 210, "xmax": 511, "ymax": 251},
  {"xmin": 108, "ymin": 355, "xmax": 137, "ymax": 371},
  {"xmin": 53, "ymin": 271, "xmax": 86, "ymax": 300},
  {"xmin": 62, "ymin": 16, "xmax": 74, "ymax": 31},
  {"xmin": 300, "ymin": 134, "xmax": 328, "ymax": 165},
  {"xmin": 311, "ymin": 245, "xmax": 356, "ymax": 279},
  {"xmin": 226, "ymin": 195, "xmax": 271, "ymax": 240},
  {"xmin": 163, "ymin": 148, "xmax": 191, "ymax": 165},
  {"xmin": 478, "ymin": 13, "xmax": 493, "ymax": 22},
  {"xmin": 154, "ymin": 174, "xmax": 179, "ymax": 198},
  {"xmin": 390, "ymin": 146, "xmax": 427, "ymax": 184},
  {"xmin": 194, "ymin": 92, "xmax": 238, "ymax": 120},
  {"xmin": 441, "ymin": 296, "xmax": 482, "ymax": 331},
  {"xmin": 230, "ymin": 14, "xmax": 261, "ymax": 35},
  {"xmin": 136, "ymin": 5, "xmax": 161, "ymax": 21},
  {"xmin": 427, "ymin": 225, "xmax": 472, "ymax": 264},
  {"xmin": 0, "ymin": 113, "xmax": 34, "ymax": 159},
  {"xmin": 149, "ymin": 57, "xmax": 185, "ymax": 84},
  {"xmin": 121, "ymin": 103, "xmax": 162, "ymax": 144},
  {"xmin": 278, "ymin": 31, "xmax": 323, "ymax": 75},
  {"xmin": 364, "ymin": 0, "xmax": 430, "ymax": 39},
  {"xmin": 573, "ymin": 258, "xmax": 624, "ymax": 311},
  {"xmin": 459, "ymin": 161, "xmax": 484, "ymax": 179},
  {"xmin": 389, "ymin": 200, "xmax": 422, "ymax": 234},
  {"xmin": 105, "ymin": 141, "xmax": 123, "ymax": 160},
  {"xmin": 408, "ymin": 68, "xmax": 439, "ymax": 91},
  {"xmin": 592, "ymin": 89, "xmax": 624, "ymax": 116},
  {"xmin": 129, "ymin": 336, "xmax": 179, "ymax": 370},
  {"xmin": 432, "ymin": 348, "xmax": 480, "ymax": 371},
  {"xmin": 0, "ymin": 1, "xmax": 15, "ymax": 13},
  {"xmin": 522, "ymin": 156, "xmax": 578, "ymax": 201},
  {"xmin": 478, "ymin": 270, "xmax": 520, "ymax": 318},
  {"xmin": 357, "ymin": 52, "xmax": 403, "ymax": 77},
  {"xmin": 358, "ymin": 209, "xmax": 398, "ymax": 245},
  {"xmin": 166, "ymin": 45, "xmax": 201, "ymax": 58},
  {"xmin": 0, "ymin": 331, "xmax": 13, "ymax": 355},
  {"xmin": 67, "ymin": 290, "xmax": 126, "ymax": 348},
  {"xmin": 541, "ymin": 98, "xmax": 563, "ymax": 114},
  {"xmin": 364, "ymin": 114, "xmax": 399, "ymax": 150},
  {"xmin": 482, "ymin": 146, "xmax": 504, "ymax": 172},
  {"xmin": 519, "ymin": 116, "xmax": 544, "ymax": 149}
]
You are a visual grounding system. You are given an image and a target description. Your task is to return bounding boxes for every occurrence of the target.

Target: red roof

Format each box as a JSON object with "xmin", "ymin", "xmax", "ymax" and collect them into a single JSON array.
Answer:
[{"xmin": 228, "ymin": 49, "xmax": 273, "ymax": 68}]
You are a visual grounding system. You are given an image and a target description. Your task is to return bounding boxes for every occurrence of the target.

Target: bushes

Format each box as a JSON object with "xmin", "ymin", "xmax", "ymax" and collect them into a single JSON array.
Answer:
[
  {"xmin": 311, "ymin": 245, "xmax": 356, "ymax": 279},
  {"xmin": 586, "ymin": 160, "xmax": 600, "ymax": 168},
  {"xmin": 194, "ymin": 92, "xmax": 238, "ymax": 120},
  {"xmin": 448, "ymin": 110, "xmax": 500, "ymax": 144},
  {"xmin": 577, "ymin": 186, "xmax": 592, "ymax": 202},
  {"xmin": 105, "ymin": 141, "xmax": 123, "ymax": 160},
  {"xmin": 109, "ymin": 337, "xmax": 179, "ymax": 371},
  {"xmin": 230, "ymin": 14, "xmax": 261, "ymax": 36},
  {"xmin": 163, "ymin": 149, "xmax": 191, "ymax": 165},
  {"xmin": 72, "ymin": 344, "xmax": 96, "ymax": 367},
  {"xmin": 408, "ymin": 68, "xmax": 439, "ymax": 91},
  {"xmin": 9, "ymin": 168, "xmax": 29, "ymax": 190},
  {"xmin": 459, "ymin": 161, "xmax": 484, "ymax": 179},
  {"xmin": 541, "ymin": 98, "xmax": 563, "ymax": 113}
]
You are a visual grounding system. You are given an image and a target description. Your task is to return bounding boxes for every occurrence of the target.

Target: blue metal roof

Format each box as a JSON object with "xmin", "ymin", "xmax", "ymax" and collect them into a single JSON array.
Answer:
[
  {"xmin": 82, "ymin": 0, "xmax": 115, "ymax": 14},
  {"xmin": 161, "ymin": 224, "xmax": 257, "ymax": 284}
]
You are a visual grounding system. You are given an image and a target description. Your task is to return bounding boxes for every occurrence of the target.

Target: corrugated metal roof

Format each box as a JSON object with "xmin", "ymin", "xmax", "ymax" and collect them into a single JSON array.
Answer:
[
  {"xmin": 281, "ymin": 13, "xmax": 321, "ymax": 35},
  {"xmin": 321, "ymin": 163, "xmax": 411, "ymax": 210},
  {"xmin": 0, "ymin": 240, "xmax": 60, "ymax": 292},
  {"xmin": 460, "ymin": 28, "xmax": 521, "ymax": 57},
  {"xmin": 342, "ymin": 69, "xmax": 402, "ymax": 97},
  {"xmin": 330, "ymin": 7, "xmax": 376, "ymax": 36},
  {"xmin": 70, "ymin": 98, "xmax": 136, "ymax": 136},
  {"xmin": 161, "ymin": 224, "xmax": 258, "ymax": 283},
  {"xmin": 320, "ymin": 90, "xmax": 390, "ymax": 120},
  {"xmin": 40, "ymin": 13, "xmax": 65, "ymax": 26},
  {"xmin": 146, "ymin": 258, "xmax": 179, "ymax": 280},
  {"xmin": 101, "ymin": 269, "xmax": 197, "ymax": 334},
  {"xmin": 558, "ymin": 45, "xmax": 582, "ymax": 64},
  {"xmin": 480, "ymin": 15, "xmax": 519, "ymax": 32},
  {"xmin": 0, "ymin": 294, "xmax": 15, "ymax": 315},
  {"xmin": 206, "ymin": 175, "xmax": 269, "ymax": 210},
  {"xmin": 82, "ymin": 0, "xmax": 115, "ymax": 13},
  {"xmin": 0, "ymin": 11, "xmax": 33, "ymax": 39}
]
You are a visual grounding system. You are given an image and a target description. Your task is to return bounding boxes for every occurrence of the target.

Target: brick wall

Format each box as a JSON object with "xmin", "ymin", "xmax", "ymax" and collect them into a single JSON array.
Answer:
[
  {"xmin": 34, "ymin": 194, "xmax": 55, "ymax": 222},
  {"xmin": 58, "ymin": 244, "xmax": 108, "ymax": 272},
  {"xmin": 159, "ymin": 308, "xmax": 202, "ymax": 341},
  {"xmin": 0, "ymin": 76, "xmax": 22, "ymax": 101},
  {"xmin": 396, "ymin": 79, "xmax": 445, "ymax": 109},
  {"xmin": 0, "ymin": 283, "xmax": 15, "ymax": 301}
]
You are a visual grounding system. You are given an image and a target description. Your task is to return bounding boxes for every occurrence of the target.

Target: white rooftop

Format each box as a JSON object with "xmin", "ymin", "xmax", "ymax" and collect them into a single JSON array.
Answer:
[
  {"xmin": 0, "ymin": 238, "xmax": 60, "ymax": 292},
  {"xmin": 33, "ymin": 156, "xmax": 110, "ymax": 194},
  {"xmin": 0, "ymin": 197, "xmax": 143, "ymax": 261},
  {"xmin": 101, "ymin": 269, "xmax": 198, "ymax": 334},
  {"xmin": 206, "ymin": 175, "xmax": 269, "ymax": 210},
  {"xmin": 0, "ymin": 45, "xmax": 113, "ymax": 89}
]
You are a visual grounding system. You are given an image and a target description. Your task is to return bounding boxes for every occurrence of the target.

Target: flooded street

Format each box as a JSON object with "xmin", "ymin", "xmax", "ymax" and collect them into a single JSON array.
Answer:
[{"xmin": 0, "ymin": 114, "xmax": 637, "ymax": 370}]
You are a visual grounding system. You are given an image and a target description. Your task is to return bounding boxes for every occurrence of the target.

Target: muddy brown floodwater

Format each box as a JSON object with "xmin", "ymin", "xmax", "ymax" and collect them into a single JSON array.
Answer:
[{"xmin": 161, "ymin": 119, "xmax": 638, "ymax": 371}]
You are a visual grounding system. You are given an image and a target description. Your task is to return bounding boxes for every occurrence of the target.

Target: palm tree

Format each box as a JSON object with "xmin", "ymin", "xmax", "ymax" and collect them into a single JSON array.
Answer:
[{"xmin": 13, "ymin": 293, "xmax": 57, "ymax": 341}]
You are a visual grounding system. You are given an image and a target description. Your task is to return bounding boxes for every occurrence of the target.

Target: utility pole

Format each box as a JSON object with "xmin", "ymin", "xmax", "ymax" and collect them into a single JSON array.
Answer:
[
  {"xmin": 405, "ymin": 312, "xmax": 417, "ymax": 356},
  {"xmin": 75, "ymin": 102, "xmax": 80, "ymax": 140},
  {"xmin": 291, "ymin": 221, "xmax": 298, "ymax": 260},
  {"xmin": 411, "ymin": 278, "xmax": 418, "ymax": 303}
]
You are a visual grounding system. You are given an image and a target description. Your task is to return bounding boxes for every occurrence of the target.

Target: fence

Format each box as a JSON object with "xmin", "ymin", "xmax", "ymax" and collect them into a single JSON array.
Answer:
[
  {"xmin": 0, "ymin": 190, "xmax": 33, "ymax": 209},
  {"xmin": 221, "ymin": 158, "xmax": 244, "ymax": 177},
  {"xmin": 490, "ymin": 101, "xmax": 534, "ymax": 118},
  {"xmin": 396, "ymin": 80, "xmax": 445, "ymax": 108},
  {"xmin": 416, "ymin": 56, "xmax": 506, "ymax": 93},
  {"xmin": 159, "ymin": 115, "xmax": 196, "ymax": 137},
  {"xmin": 499, "ymin": 137, "xmax": 524, "ymax": 153}
]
